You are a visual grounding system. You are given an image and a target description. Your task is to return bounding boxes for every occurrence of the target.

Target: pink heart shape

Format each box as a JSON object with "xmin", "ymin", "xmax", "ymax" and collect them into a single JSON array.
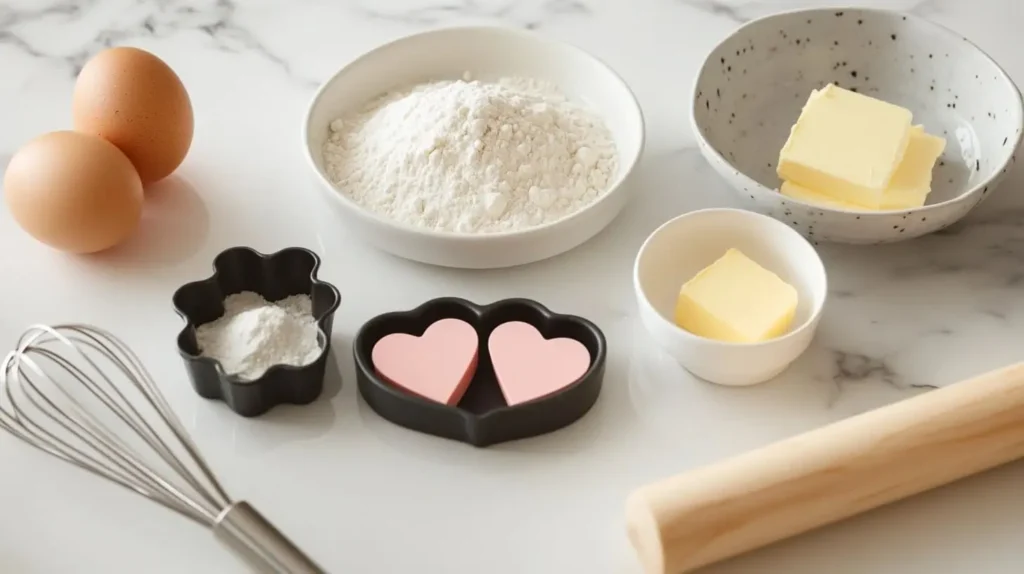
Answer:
[
  {"xmin": 371, "ymin": 318, "xmax": 478, "ymax": 406},
  {"xmin": 488, "ymin": 321, "xmax": 591, "ymax": 406}
]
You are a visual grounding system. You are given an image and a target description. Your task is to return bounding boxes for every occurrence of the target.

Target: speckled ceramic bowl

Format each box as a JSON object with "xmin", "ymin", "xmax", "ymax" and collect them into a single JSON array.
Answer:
[{"xmin": 692, "ymin": 8, "xmax": 1023, "ymax": 244}]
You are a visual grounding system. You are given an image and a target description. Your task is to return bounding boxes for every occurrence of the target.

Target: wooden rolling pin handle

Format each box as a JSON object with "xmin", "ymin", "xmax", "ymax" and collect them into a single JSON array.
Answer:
[{"xmin": 625, "ymin": 362, "xmax": 1024, "ymax": 574}]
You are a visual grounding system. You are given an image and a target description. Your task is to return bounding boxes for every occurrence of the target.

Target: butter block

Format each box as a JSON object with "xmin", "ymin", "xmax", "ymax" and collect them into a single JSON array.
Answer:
[
  {"xmin": 674, "ymin": 248, "xmax": 799, "ymax": 343},
  {"xmin": 777, "ymin": 84, "xmax": 913, "ymax": 208},
  {"xmin": 886, "ymin": 125, "xmax": 946, "ymax": 204},
  {"xmin": 783, "ymin": 180, "xmax": 927, "ymax": 211},
  {"xmin": 780, "ymin": 126, "xmax": 947, "ymax": 210},
  {"xmin": 780, "ymin": 181, "xmax": 871, "ymax": 210}
]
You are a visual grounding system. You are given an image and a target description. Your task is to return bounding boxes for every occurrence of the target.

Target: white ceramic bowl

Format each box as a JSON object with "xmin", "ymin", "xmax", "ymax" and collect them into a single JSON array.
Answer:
[
  {"xmin": 692, "ymin": 8, "xmax": 1023, "ymax": 244},
  {"xmin": 303, "ymin": 26, "xmax": 644, "ymax": 269},
  {"xmin": 634, "ymin": 208, "xmax": 827, "ymax": 386}
]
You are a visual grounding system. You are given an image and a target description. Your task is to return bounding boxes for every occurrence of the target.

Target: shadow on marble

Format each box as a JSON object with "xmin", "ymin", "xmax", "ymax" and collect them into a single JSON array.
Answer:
[
  {"xmin": 625, "ymin": 320, "xmax": 842, "ymax": 452},
  {"xmin": 186, "ymin": 346, "xmax": 342, "ymax": 456},
  {"xmin": 558, "ymin": 147, "xmax": 747, "ymax": 269},
  {"xmin": 91, "ymin": 174, "xmax": 210, "ymax": 268}
]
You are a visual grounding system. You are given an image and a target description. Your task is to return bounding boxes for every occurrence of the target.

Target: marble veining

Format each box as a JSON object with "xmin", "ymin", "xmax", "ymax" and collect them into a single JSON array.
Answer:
[
  {"xmin": 355, "ymin": 0, "xmax": 592, "ymax": 29},
  {"xmin": 2, "ymin": 0, "xmax": 1024, "ymax": 573},
  {"xmin": 0, "ymin": 0, "xmax": 320, "ymax": 84}
]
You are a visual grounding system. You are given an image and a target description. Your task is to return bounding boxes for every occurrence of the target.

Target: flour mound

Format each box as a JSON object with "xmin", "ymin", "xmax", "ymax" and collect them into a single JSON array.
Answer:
[
  {"xmin": 322, "ymin": 75, "xmax": 618, "ymax": 233},
  {"xmin": 195, "ymin": 292, "xmax": 321, "ymax": 381}
]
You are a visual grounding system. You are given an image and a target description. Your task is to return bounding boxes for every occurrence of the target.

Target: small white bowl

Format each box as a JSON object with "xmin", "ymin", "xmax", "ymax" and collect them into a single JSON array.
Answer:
[
  {"xmin": 303, "ymin": 26, "xmax": 644, "ymax": 269},
  {"xmin": 633, "ymin": 208, "xmax": 827, "ymax": 386},
  {"xmin": 692, "ymin": 8, "xmax": 1023, "ymax": 244}
]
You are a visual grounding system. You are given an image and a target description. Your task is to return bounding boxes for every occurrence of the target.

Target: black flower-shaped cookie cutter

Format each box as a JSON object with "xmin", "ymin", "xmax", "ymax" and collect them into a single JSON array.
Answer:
[
  {"xmin": 172, "ymin": 246, "xmax": 341, "ymax": 417},
  {"xmin": 353, "ymin": 297, "xmax": 606, "ymax": 447}
]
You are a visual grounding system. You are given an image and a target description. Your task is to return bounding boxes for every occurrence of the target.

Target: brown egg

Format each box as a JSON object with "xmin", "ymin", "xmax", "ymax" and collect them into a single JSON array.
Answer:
[
  {"xmin": 3, "ymin": 131, "xmax": 144, "ymax": 254},
  {"xmin": 72, "ymin": 47, "xmax": 193, "ymax": 184}
]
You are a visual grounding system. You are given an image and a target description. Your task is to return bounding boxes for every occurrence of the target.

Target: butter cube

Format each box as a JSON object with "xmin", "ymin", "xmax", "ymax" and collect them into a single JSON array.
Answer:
[
  {"xmin": 780, "ymin": 181, "xmax": 870, "ymax": 210},
  {"xmin": 674, "ymin": 248, "xmax": 799, "ymax": 343},
  {"xmin": 778, "ymin": 84, "xmax": 913, "ymax": 208},
  {"xmin": 885, "ymin": 125, "xmax": 946, "ymax": 205},
  {"xmin": 781, "ymin": 125, "xmax": 947, "ymax": 210}
]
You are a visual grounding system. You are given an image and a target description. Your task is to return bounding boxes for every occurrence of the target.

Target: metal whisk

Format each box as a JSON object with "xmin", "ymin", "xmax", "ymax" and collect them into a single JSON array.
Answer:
[{"xmin": 0, "ymin": 324, "xmax": 325, "ymax": 574}]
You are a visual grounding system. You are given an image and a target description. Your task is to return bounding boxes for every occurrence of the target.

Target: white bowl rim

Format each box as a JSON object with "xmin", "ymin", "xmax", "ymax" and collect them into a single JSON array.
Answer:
[
  {"xmin": 689, "ymin": 7, "xmax": 1024, "ymax": 216},
  {"xmin": 633, "ymin": 207, "xmax": 828, "ymax": 349},
  {"xmin": 301, "ymin": 25, "xmax": 646, "ymax": 241}
]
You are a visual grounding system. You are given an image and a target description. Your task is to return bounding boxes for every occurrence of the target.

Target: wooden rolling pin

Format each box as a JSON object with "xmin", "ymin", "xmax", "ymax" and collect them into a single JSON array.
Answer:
[{"xmin": 625, "ymin": 362, "xmax": 1024, "ymax": 573}]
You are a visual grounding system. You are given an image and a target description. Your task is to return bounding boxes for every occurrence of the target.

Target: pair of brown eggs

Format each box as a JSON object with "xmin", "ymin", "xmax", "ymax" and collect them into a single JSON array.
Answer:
[{"xmin": 3, "ymin": 47, "xmax": 193, "ymax": 254}]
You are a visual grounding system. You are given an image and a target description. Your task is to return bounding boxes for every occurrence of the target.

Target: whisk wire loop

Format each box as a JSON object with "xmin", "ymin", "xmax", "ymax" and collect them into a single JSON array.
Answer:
[
  {"xmin": 0, "ymin": 324, "xmax": 232, "ymax": 525},
  {"xmin": 64, "ymin": 329, "xmax": 229, "ymax": 516},
  {"xmin": 0, "ymin": 323, "xmax": 326, "ymax": 573},
  {"xmin": 18, "ymin": 347, "xmax": 216, "ymax": 524}
]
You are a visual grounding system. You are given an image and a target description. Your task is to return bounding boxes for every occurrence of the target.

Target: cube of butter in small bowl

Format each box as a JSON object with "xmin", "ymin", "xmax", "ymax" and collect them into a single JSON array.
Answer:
[
  {"xmin": 674, "ymin": 248, "xmax": 799, "ymax": 344},
  {"xmin": 633, "ymin": 208, "xmax": 827, "ymax": 386}
]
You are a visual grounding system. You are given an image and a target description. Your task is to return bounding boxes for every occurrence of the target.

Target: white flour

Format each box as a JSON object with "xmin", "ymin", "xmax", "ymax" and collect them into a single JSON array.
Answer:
[
  {"xmin": 195, "ymin": 292, "xmax": 321, "ymax": 381},
  {"xmin": 322, "ymin": 74, "xmax": 618, "ymax": 233}
]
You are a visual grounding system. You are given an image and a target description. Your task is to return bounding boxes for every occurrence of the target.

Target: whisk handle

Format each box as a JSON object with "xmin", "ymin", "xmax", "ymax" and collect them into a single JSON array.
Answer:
[{"xmin": 213, "ymin": 501, "xmax": 326, "ymax": 574}]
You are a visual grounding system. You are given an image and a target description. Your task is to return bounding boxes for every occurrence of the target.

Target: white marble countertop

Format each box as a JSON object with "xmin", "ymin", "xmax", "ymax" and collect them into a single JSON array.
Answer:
[{"xmin": 2, "ymin": 0, "xmax": 1023, "ymax": 572}]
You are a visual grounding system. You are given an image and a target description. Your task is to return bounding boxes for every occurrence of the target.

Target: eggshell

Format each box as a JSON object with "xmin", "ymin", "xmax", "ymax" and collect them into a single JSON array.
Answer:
[
  {"xmin": 72, "ymin": 47, "xmax": 193, "ymax": 184},
  {"xmin": 3, "ymin": 131, "xmax": 144, "ymax": 254}
]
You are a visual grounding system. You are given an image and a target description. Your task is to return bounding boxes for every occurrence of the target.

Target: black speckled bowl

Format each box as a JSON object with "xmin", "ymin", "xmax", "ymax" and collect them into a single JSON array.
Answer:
[
  {"xmin": 353, "ymin": 297, "xmax": 606, "ymax": 447},
  {"xmin": 692, "ymin": 7, "xmax": 1023, "ymax": 244},
  {"xmin": 172, "ymin": 246, "xmax": 341, "ymax": 417}
]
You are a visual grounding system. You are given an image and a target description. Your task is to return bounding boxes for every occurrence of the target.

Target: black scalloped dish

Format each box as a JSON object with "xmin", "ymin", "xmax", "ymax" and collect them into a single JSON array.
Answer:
[
  {"xmin": 353, "ymin": 297, "xmax": 606, "ymax": 447},
  {"xmin": 172, "ymin": 246, "xmax": 341, "ymax": 417}
]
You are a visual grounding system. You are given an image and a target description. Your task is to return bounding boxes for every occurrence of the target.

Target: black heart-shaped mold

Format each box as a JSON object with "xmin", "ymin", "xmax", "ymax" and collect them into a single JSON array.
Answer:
[
  {"xmin": 353, "ymin": 297, "xmax": 606, "ymax": 447},
  {"xmin": 172, "ymin": 246, "xmax": 341, "ymax": 417}
]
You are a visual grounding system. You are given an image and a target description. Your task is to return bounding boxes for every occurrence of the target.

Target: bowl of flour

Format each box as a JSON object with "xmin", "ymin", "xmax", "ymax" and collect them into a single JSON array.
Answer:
[{"xmin": 303, "ymin": 26, "xmax": 644, "ymax": 269}]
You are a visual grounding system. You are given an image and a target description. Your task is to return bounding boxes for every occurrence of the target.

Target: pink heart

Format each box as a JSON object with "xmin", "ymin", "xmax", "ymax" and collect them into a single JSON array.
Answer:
[
  {"xmin": 488, "ymin": 321, "xmax": 591, "ymax": 406},
  {"xmin": 371, "ymin": 318, "xmax": 478, "ymax": 406}
]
